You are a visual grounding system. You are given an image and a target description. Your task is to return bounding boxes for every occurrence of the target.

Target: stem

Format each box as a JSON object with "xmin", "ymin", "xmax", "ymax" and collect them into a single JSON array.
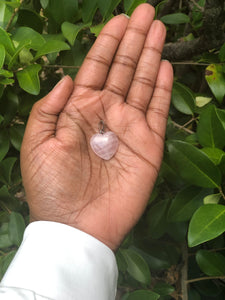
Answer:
[
  {"xmin": 219, "ymin": 187, "xmax": 225, "ymax": 201},
  {"xmin": 190, "ymin": 0, "xmax": 204, "ymax": 11},
  {"xmin": 181, "ymin": 243, "xmax": 188, "ymax": 300},
  {"xmin": 42, "ymin": 64, "xmax": 80, "ymax": 69},
  {"xmin": 182, "ymin": 117, "xmax": 197, "ymax": 128},
  {"xmin": 5, "ymin": 0, "xmax": 24, "ymax": 32},
  {"xmin": 187, "ymin": 275, "xmax": 225, "ymax": 284},
  {"xmin": 171, "ymin": 61, "xmax": 210, "ymax": 66},
  {"xmin": 0, "ymin": 201, "xmax": 11, "ymax": 214},
  {"xmin": 172, "ymin": 121, "xmax": 194, "ymax": 134}
]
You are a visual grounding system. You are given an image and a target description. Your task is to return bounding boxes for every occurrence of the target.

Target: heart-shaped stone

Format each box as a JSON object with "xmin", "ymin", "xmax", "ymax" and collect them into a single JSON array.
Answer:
[{"xmin": 90, "ymin": 131, "xmax": 119, "ymax": 160}]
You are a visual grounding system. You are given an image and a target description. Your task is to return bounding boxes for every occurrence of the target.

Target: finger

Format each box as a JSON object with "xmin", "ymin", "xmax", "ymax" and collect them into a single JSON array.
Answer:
[
  {"xmin": 104, "ymin": 4, "xmax": 155, "ymax": 99},
  {"xmin": 147, "ymin": 60, "xmax": 173, "ymax": 142},
  {"xmin": 73, "ymin": 15, "xmax": 129, "ymax": 93},
  {"xmin": 23, "ymin": 76, "xmax": 74, "ymax": 142},
  {"xmin": 126, "ymin": 20, "xmax": 166, "ymax": 113}
]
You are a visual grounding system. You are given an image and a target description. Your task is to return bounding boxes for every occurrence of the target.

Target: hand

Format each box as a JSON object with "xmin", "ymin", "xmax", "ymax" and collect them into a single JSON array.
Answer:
[{"xmin": 21, "ymin": 4, "xmax": 173, "ymax": 251}]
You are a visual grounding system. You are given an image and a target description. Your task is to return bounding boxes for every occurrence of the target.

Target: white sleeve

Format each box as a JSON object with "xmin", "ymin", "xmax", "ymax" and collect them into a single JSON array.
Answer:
[{"xmin": 0, "ymin": 221, "xmax": 118, "ymax": 300}]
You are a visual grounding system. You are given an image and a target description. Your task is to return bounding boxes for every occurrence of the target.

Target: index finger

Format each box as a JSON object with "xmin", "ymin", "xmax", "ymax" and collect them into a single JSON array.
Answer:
[{"xmin": 74, "ymin": 15, "xmax": 129, "ymax": 93}]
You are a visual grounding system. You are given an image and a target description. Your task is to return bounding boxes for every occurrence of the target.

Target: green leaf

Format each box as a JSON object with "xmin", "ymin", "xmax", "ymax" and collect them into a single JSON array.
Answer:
[
  {"xmin": 116, "ymin": 249, "xmax": 128, "ymax": 272},
  {"xmin": 0, "ymin": 1, "xmax": 20, "ymax": 9},
  {"xmin": 197, "ymin": 105, "xmax": 225, "ymax": 149},
  {"xmin": 59, "ymin": 40, "xmax": 87, "ymax": 77},
  {"xmin": 205, "ymin": 64, "xmax": 225, "ymax": 103},
  {"xmin": 62, "ymin": 22, "xmax": 90, "ymax": 46},
  {"xmin": 188, "ymin": 204, "xmax": 225, "ymax": 247},
  {"xmin": 0, "ymin": 233, "xmax": 13, "ymax": 248},
  {"xmin": 167, "ymin": 140, "xmax": 221, "ymax": 188},
  {"xmin": 90, "ymin": 23, "xmax": 104, "ymax": 37},
  {"xmin": 121, "ymin": 248, "xmax": 151, "ymax": 284},
  {"xmin": 82, "ymin": 0, "xmax": 97, "ymax": 23},
  {"xmin": 153, "ymin": 282, "xmax": 175, "ymax": 296},
  {"xmin": 34, "ymin": 40, "xmax": 70, "ymax": 60},
  {"xmin": 146, "ymin": 200, "xmax": 169, "ymax": 239},
  {"xmin": 204, "ymin": 193, "xmax": 221, "ymax": 205},
  {"xmin": 0, "ymin": 69, "xmax": 13, "ymax": 77},
  {"xmin": 0, "ymin": 157, "xmax": 17, "ymax": 185},
  {"xmin": 219, "ymin": 43, "xmax": 225, "ymax": 62},
  {"xmin": 0, "ymin": 26, "xmax": 15, "ymax": 56},
  {"xmin": 17, "ymin": 8, "xmax": 43, "ymax": 33},
  {"xmin": 161, "ymin": 13, "xmax": 190, "ymax": 25},
  {"xmin": 16, "ymin": 64, "xmax": 41, "ymax": 95},
  {"xmin": 171, "ymin": 81, "xmax": 195, "ymax": 115},
  {"xmin": 97, "ymin": 0, "xmax": 112, "ymax": 19},
  {"xmin": 13, "ymin": 27, "xmax": 45, "ymax": 51},
  {"xmin": 217, "ymin": 108, "xmax": 225, "ymax": 131},
  {"xmin": 195, "ymin": 96, "xmax": 212, "ymax": 107},
  {"xmin": 103, "ymin": 0, "xmax": 122, "ymax": 20},
  {"xmin": 0, "ymin": 129, "xmax": 9, "ymax": 162},
  {"xmin": 0, "ymin": 90, "xmax": 18, "ymax": 125},
  {"xmin": 0, "ymin": 45, "xmax": 5, "ymax": 68},
  {"xmin": 44, "ymin": 0, "xmax": 79, "ymax": 26},
  {"xmin": 167, "ymin": 186, "xmax": 207, "ymax": 222},
  {"xmin": 124, "ymin": 0, "xmax": 147, "ymax": 15},
  {"xmin": 0, "ymin": 2, "xmax": 13, "ymax": 28},
  {"xmin": 0, "ymin": 77, "xmax": 14, "ymax": 85},
  {"xmin": 0, "ymin": 185, "xmax": 11, "ymax": 201},
  {"xmin": 0, "ymin": 250, "xmax": 16, "ymax": 278},
  {"xmin": 201, "ymin": 147, "xmax": 225, "ymax": 165},
  {"xmin": 126, "ymin": 290, "xmax": 160, "ymax": 300},
  {"xmin": 18, "ymin": 47, "xmax": 33, "ymax": 64},
  {"xmin": 8, "ymin": 39, "xmax": 31, "ymax": 70},
  {"xmin": 8, "ymin": 212, "xmax": 25, "ymax": 246},
  {"xmin": 167, "ymin": 221, "xmax": 188, "ymax": 243},
  {"xmin": 196, "ymin": 250, "xmax": 225, "ymax": 276},
  {"xmin": 40, "ymin": 0, "xmax": 49, "ymax": 9},
  {"xmin": 9, "ymin": 124, "xmax": 25, "ymax": 151}
]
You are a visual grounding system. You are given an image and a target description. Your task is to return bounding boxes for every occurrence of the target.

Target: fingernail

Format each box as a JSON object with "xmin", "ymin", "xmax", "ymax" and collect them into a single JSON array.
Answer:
[{"xmin": 120, "ymin": 13, "xmax": 130, "ymax": 19}]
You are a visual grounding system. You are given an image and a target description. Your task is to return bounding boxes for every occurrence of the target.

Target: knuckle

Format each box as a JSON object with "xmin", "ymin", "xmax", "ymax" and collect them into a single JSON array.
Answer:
[
  {"xmin": 86, "ymin": 54, "xmax": 110, "ymax": 67},
  {"xmin": 114, "ymin": 54, "xmax": 137, "ymax": 69},
  {"xmin": 133, "ymin": 75, "xmax": 155, "ymax": 88},
  {"xmin": 127, "ymin": 97, "xmax": 146, "ymax": 113}
]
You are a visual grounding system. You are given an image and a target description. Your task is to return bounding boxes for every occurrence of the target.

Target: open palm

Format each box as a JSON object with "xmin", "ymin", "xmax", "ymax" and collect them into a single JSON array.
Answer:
[{"xmin": 21, "ymin": 4, "xmax": 173, "ymax": 251}]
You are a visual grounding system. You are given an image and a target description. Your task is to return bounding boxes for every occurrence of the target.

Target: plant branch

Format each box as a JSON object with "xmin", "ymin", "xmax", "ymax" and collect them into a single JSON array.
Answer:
[
  {"xmin": 190, "ymin": 0, "xmax": 204, "ymax": 11},
  {"xmin": 171, "ymin": 61, "xmax": 210, "ymax": 66},
  {"xmin": 219, "ymin": 187, "xmax": 225, "ymax": 201},
  {"xmin": 42, "ymin": 64, "xmax": 80, "ymax": 69},
  {"xmin": 181, "ymin": 244, "xmax": 188, "ymax": 300},
  {"xmin": 172, "ymin": 121, "xmax": 194, "ymax": 134},
  {"xmin": 5, "ymin": 0, "xmax": 24, "ymax": 32},
  {"xmin": 0, "ymin": 201, "xmax": 11, "ymax": 214},
  {"xmin": 162, "ymin": 0, "xmax": 225, "ymax": 61},
  {"xmin": 187, "ymin": 275, "xmax": 225, "ymax": 284}
]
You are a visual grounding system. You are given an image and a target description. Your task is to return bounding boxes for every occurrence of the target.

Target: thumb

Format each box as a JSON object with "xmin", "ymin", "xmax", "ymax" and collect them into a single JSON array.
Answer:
[{"xmin": 23, "ymin": 75, "xmax": 73, "ymax": 143}]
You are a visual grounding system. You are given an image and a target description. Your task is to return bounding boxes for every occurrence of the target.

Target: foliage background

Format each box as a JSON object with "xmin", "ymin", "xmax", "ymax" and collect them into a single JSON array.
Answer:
[{"xmin": 0, "ymin": 0, "xmax": 225, "ymax": 299}]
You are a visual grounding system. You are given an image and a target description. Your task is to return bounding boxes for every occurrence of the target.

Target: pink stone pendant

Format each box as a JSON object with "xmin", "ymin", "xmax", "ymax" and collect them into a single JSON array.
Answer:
[{"xmin": 90, "ymin": 131, "xmax": 119, "ymax": 160}]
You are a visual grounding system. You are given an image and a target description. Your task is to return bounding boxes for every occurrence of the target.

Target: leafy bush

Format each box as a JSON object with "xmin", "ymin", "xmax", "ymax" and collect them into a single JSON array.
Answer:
[{"xmin": 0, "ymin": 0, "xmax": 225, "ymax": 299}]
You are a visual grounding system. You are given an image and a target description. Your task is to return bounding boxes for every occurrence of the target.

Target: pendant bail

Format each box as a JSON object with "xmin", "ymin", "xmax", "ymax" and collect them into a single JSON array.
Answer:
[{"xmin": 98, "ymin": 120, "xmax": 105, "ymax": 134}]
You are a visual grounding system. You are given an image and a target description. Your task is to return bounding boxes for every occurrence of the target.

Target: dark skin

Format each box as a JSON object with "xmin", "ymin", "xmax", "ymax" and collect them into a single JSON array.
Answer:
[{"xmin": 20, "ymin": 4, "xmax": 173, "ymax": 251}]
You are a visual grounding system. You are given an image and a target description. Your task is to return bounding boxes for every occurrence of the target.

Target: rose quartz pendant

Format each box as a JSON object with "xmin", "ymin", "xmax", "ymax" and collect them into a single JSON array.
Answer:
[{"xmin": 90, "ymin": 131, "xmax": 119, "ymax": 160}]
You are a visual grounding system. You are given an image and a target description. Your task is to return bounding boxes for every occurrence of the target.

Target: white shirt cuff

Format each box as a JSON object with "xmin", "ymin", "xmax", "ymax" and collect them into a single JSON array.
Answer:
[{"xmin": 1, "ymin": 221, "xmax": 118, "ymax": 300}]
